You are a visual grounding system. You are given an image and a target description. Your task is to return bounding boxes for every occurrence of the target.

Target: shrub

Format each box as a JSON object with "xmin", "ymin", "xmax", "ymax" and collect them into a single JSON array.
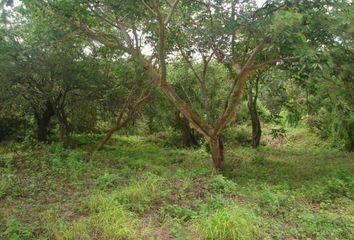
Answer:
[
  {"xmin": 193, "ymin": 206, "xmax": 257, "ymax": 240},
  {"xmin": 257, "ymin": 187, "xmax": 289, "ymax": 215},
  {"xmin": 270, "ymin": 127, "xmax": 287, "ymax": 140},
  {"xmin": 224, "ymin": 127, "xmax": 251, "ymax": 145},
  {"xmin": 207, "ymin": 175, "xmax": 237, "ymax": 195}
]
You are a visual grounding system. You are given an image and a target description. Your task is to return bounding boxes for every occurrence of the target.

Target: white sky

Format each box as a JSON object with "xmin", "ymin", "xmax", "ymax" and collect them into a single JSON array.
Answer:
[{"xmin": 256, "ymin": 0, "xmax": 267, "ymax": 7}]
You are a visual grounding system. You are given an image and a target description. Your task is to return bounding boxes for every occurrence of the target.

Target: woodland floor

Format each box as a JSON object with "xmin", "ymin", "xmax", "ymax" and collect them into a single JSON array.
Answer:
[{"xmin": 0, "ymin": 127, "xmax": 353, "ymax": 239}]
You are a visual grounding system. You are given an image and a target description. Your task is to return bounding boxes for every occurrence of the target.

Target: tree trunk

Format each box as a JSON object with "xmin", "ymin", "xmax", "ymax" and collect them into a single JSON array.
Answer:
[
  {"xmin": 34, "ymin": 101, "xmax": 54, "ymax": 142},
  {"xmin": 59, "ymin": 123, "xmax": 70, "ymax": 146},
  {"xmin": 208, "ymin": 135, "xmax": 224, "ymax": 170},
  {"xmin": 248, "ymin": 97, "xmax": 261, "ymax": 148},
  {"xmin": 95, "ymin": 127, "xmax": 117, "ymax": 152},
  {"xmin": 247, "ymin": 78, "xmax": 261, "ymax": 148}
]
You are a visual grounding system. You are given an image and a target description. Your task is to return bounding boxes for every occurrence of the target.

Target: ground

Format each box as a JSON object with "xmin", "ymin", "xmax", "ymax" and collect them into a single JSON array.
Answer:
[{"xmin": 0, "ymin": 127, "xmax": 353, "ymax": 240}]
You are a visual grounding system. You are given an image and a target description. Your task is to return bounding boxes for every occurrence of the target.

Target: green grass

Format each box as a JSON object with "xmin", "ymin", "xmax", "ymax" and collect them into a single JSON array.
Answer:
[
  {"xmin": 0, "ymin": 126, "xmax": 353, "ymax": 239},
  {"xmin": 192, "ymin": 205, "xmax": 257, "ymax": 240}
]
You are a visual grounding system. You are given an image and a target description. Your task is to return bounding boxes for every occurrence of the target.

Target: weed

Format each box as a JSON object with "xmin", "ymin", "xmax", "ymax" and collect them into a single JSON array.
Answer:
[
  {"xmin": 193, "ymin": 205, "xmax": 257, "ymax": 240},
  {"xmin": 297, "ymin": 211, "xmax": 354, "ymax": 239},
  {"xmin": 86, "ymin": 192, "xmax": 119, "ymax": 213},
  {"xmin": 118, "ymin": 173, "xmax": 170, "ymax": 212},
  {"xmin": 96, "ymin": 172, "xmax": 120, "ymax": 189},
  {"xmin": 160, "ymin": 203, "xmax": 196, "ymax": 221},
  {"xmin": 54, "ymin": 192, "xmax": 141, "ymax": 239},
  {"xmin": 2, "ymin": 218, "xmax": 33, "ymax": 240},
  {"xmin": 171, "ymin": 221, "xmax": 193, "ymax": 240},
  {"xmin": 257, "ymin": 186, "xmax": 293, "ymax": 216},
  {"xmin": 0, "ymin": 173, "xmax": 16, "ymax": 198},
  {"xmin": 250, "ymin": 154, "xmax": 267, "ymax": 166},
  {"xmin": 55, "ymin": 219, "xmax": 91, "ymax": 240},
  {"xmin": 207, "ymin": 175, "xmax": 237, "ymax": 195},
  {"xmin": 94, "ymin": 206, "xmax": 139, "ymax": 239}
]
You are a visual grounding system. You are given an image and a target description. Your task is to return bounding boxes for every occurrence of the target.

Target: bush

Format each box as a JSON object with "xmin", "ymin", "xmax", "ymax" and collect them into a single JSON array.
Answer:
[
  {"xmin": 0, "ymin": 117, "xmax": 28, "ymax": 141},
  {"xmin": 224, "ymin": 127, "xmax": 251, "ymax": 146},
  {"xmin": 207, "ymin": 175, "xmax": 237, "ymax": 195},
  {"xmin": 257, "ymin": 187, "xmax": 290, "ymax": 215}
]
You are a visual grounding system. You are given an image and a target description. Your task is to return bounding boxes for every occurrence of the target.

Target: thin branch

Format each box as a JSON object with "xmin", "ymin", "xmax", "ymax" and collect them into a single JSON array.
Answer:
[
  {"xmin": 250, "ymin": 56, "xmax": 300, "ymax": 70},
  {"xmin": 176, "ymin": 42, "xmax": 203, "ymax": 83},
  {"xmin": 141, "ymin": 0, "xmax": 158, "ymax": 18},
  {"xmin": 164, "ymin": 0, "xmax": 180, "ymax": 25}
]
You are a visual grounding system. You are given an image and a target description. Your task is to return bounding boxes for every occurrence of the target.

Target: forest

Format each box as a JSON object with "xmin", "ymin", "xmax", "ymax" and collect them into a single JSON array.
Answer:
[{"xmin": 0, "ymin": 0, "xmax": 353, "ymax": 239}]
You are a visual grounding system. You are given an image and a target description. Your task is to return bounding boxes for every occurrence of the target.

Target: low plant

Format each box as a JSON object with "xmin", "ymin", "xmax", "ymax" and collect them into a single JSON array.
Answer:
[
  {"xmin": 118, "ymin": 173, "xmax": 170, "ymax": 212},
  {"xmin": 1, "ymin": 218, "xmax": 33, "ymax": 240},
  {"xmin": 160, "ymin": 203, "xmax": 196, "ymax": 221},
  {"xmin": 0, "ymin": 173, "xmax": 15, "ymax": 198},
  {"xmin": 297, "ymin": 211, "xmax": 354, "ymax": 239},
  {"xmin": 192, "ymin": 205, "xmax": 257, "ymax": 240},
  {"xmin": 96, "ymin": 172, "xmax": 120, "ymax": 189},
  {"xmin": 54, "ymin": 192, "xmax": 141, "ymax": 239},
  {"xmin": 207, "ymin": 175, "xmax": 237, "ymax": 195}
]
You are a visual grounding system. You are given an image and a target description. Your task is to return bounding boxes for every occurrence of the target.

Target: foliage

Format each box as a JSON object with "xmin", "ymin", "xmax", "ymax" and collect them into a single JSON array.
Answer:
[
  {"xmin": 2, "ymin": 218, "xmax": 33, "ymax": 240},
  {"xmin": 207, "ymin": 175, "xmax": 237, "ymax": 195},
  {"xmin": 193, "ymin": 206, "xmax": 257, "ymax": 240},
  {"xmin": 0, "ymin": 131, "xmax": 353, "ymax": 239},
  {"xmin": 0, "ymin": 0, "xmax": 354, "ymax": 239},
  {"xmin": 118, "ymin": 173, "xmax": 169, "ymax": 212}
]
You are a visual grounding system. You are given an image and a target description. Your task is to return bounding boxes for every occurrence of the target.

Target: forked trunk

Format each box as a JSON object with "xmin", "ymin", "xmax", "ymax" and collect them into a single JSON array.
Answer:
[{"xmin": 208, "ymin": 135, "xmax": 224, "ymax": 170}]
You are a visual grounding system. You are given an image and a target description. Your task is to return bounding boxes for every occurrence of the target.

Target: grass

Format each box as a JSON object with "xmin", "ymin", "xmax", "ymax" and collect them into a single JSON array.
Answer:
[
  {"xmin": 192, "ymin": 206, "xmax": 257, "ymax": 240},
  {"xmin": 0, "ymin": 126, "xmax": 353, "ymax": 239}
]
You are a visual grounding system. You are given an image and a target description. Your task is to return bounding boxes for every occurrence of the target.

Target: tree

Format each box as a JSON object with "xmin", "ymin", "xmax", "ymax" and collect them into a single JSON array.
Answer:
[
  {"xmin": 247, "ymin": 73, "xmax": 262, "ymax": 148},
  {"xmin": 29, "ymin": 0, "xmax": 310, "ymax": 169}
]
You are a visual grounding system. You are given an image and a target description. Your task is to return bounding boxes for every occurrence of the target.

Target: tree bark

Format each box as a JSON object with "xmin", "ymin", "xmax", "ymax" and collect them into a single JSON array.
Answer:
[
  {"xmin": 247, "ymin": 78, "xmax": 261, "ymax": 148},
  {"xmin": 93, "ymin": 89, "xmax": 149, "ymax": 152},
  {"xmin": 248, "ymin": 94, "xmax": 261, "ymax": 148},
  {"xmin": 95, "ymin": 127, "xmax": 117, "ymax": 152},
  {"xmin": 34, "ymin": 101, "xmax": 54, "ymax": 142},
  {"xmin": 208, "ymin": 135, "xmax": 224, "ymax": 170}
]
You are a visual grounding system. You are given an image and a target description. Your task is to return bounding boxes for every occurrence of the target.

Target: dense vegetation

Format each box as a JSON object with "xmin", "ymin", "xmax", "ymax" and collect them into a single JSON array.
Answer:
[{"xmin": 0, "ymin": 0, "xmax": 353, "ymax": 239}]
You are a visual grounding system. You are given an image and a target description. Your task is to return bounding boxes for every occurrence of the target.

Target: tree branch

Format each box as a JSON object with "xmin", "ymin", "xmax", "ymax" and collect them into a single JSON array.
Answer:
[
  {"xmin": 164, "ymin": 0, "xmax": 180, "ymax": 25},
  {"xmin": 250, "ymin": 56, "xmax": 299, "ymax": 70}
]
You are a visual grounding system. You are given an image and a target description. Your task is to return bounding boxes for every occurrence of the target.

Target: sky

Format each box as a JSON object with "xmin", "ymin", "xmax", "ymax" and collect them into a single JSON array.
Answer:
[{"xmin": 256, "ymin": 0, "xmax": 267, "ymax": 7}]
